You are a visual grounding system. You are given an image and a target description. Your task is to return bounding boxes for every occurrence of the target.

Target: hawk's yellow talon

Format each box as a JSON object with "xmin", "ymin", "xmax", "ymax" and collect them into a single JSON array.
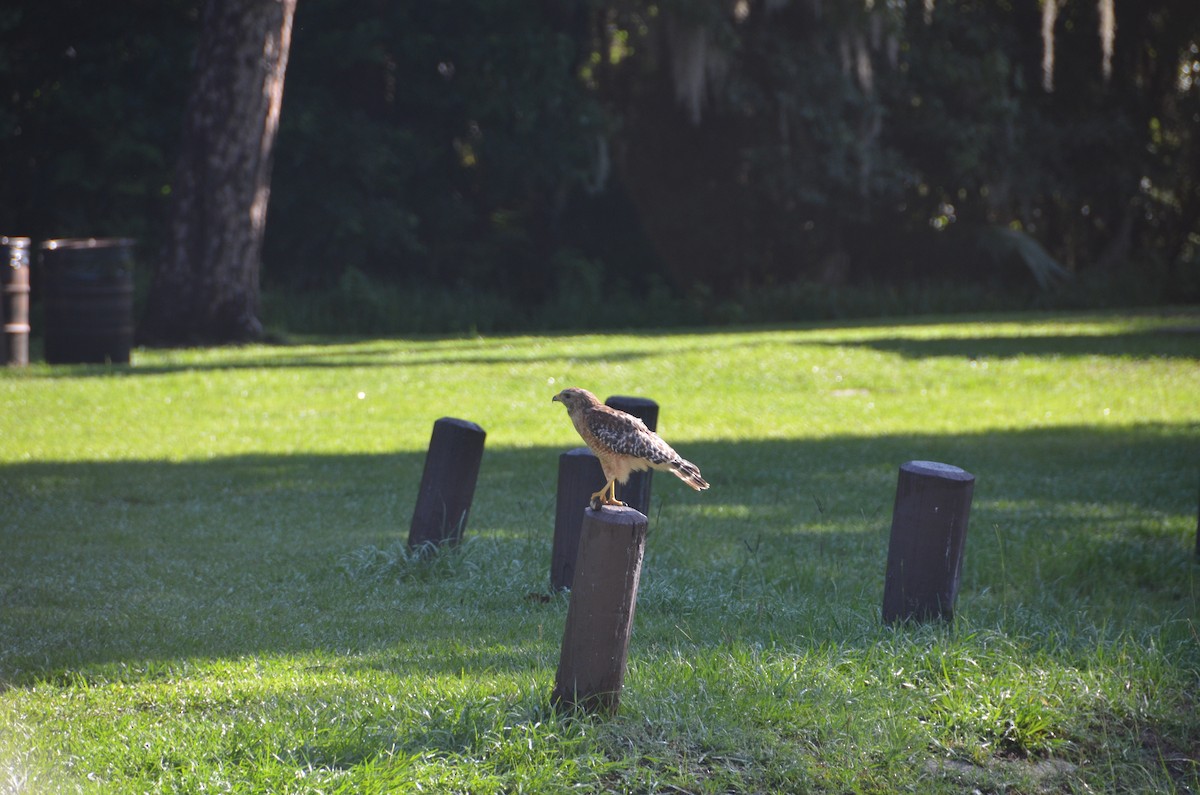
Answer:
[
  {"xmin": 590, "ymin": 479, "xmax": 625, "ymax": 509},
  {"xmin": 589, "ymin": 487, "xmax": 607, "ymax": 510}
]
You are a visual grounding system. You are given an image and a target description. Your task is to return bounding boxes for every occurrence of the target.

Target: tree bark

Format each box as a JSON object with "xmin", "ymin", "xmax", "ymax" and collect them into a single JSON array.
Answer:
[{"xmin": 141, "ymin": 0, "xmax": 296, "ymax": 344}]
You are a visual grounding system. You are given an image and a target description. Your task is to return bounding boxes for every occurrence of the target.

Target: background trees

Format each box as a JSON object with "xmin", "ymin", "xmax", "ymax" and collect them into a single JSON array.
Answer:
[
  {"xmin": 601, "ymin": 0, "xmax": 1200, "ymax": 301},
  {"xmin": 1, "ymin": 0, "xmax": 1197, "ymax": 336},
  {"xmin": 0, "ymin": 0, "xmax": 195, "ymax": 247}
]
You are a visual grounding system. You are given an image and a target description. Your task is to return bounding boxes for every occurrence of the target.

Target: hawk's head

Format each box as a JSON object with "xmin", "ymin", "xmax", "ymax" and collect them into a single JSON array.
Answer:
[{"xmin": 552, "ymin": 387, "xmax": 601, "ymax": 414}]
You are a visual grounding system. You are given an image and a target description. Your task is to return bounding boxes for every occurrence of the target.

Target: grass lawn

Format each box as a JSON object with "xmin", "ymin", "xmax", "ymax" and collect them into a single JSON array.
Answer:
[{"xmin": 2, "ymin": 308, "xmax": 1199, "ymax": 793}]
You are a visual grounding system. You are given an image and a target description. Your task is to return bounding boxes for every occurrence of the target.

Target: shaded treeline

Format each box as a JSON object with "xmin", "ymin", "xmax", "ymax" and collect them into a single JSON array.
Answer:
[{"xmin": 2, "ymin": 0, "xmax": 1197, "ymax": 331}]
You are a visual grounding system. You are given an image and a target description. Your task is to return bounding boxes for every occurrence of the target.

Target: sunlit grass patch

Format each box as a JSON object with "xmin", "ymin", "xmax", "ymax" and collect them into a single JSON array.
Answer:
[{"xmin": 1, "ymin": 309, "xmax": 1198, "ymax": 792}]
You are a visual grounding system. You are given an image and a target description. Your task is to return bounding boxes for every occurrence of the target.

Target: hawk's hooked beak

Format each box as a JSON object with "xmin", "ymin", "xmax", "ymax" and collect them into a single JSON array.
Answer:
[{"xmin": 551, "ymin": 393, "xmax": 562, "ymax": 403}]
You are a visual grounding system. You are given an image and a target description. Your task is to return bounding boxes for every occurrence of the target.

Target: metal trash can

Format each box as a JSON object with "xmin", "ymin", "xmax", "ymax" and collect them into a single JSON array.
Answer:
[
  {"xmin": 2, "ymin": 236, "xmax": 31, "ymax": 366},
  {"xmin": 40, "ymin": 238, "xmax": 135, "ymax": 365}
]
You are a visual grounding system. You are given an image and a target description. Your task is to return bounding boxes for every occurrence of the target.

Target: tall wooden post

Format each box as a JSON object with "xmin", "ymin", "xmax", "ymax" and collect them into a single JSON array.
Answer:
[
  {"xmin": 882, "ymin": 460, "xmax": 975, "ymax": 624},
  {"xmin": 551, "ymin": 447, "xmax": 605, "ymax": 591},
  {"xmin": 407, "ymin": 417, "xmax": 486, "ymax": 550},
  {"xmin": 604, "ymin": 395, "xmax": 659, "ymax": 515},
  {"xmin": 552, "ymin": 506, "xmax": 648, "ymax": 715}
]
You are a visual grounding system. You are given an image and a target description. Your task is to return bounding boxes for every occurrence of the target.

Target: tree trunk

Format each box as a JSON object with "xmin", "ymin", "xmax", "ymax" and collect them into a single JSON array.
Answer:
[{"xmin": 141, "ymin": 0, "xmax": 296, "ymax": 344}]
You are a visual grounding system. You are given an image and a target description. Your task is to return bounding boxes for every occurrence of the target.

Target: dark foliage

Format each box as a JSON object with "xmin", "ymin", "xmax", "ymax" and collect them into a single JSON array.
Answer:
[
  {"xmin": 0, "ymin": 1, "xmax": 197, "ymax": 245},
  {"xmin": 263, "ymin": 0, "xmax": 611, "ymax": 299},
  {"xmin": 1, "ymin": 0, "xmax": 1197, "ymax": 335}
]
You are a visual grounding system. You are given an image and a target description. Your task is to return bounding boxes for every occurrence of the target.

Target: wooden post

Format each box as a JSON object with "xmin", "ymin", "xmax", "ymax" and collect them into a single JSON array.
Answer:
[
  {"xmin": 604, "ymin": 395, "xmax": 659, "ymax": 515},
  {"xmin": 407, "ymin": 417, "xmax": 486, "ymax": 550},
  {"xmin": 551, "ymin": 447, "xmax": 605, "ymax": 591},
  {"xmin": 552, "ymin": 506, "xmax": 648, "ymax": 715},
  {"xmin": 882, "ymin": 460, "xmax": 975, "ymax": 624}
]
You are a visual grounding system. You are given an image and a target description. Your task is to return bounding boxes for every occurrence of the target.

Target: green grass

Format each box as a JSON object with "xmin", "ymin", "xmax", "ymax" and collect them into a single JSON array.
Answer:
[{"xmin": 2, "ymin": 308, "xmax": 1199, "ymax": 793}]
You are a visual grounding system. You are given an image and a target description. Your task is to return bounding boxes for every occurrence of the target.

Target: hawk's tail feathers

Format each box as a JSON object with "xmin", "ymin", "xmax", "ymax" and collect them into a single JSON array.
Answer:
[{"xmin": 670, "ymin": 457, "xmax": 709, "ymax": 492}]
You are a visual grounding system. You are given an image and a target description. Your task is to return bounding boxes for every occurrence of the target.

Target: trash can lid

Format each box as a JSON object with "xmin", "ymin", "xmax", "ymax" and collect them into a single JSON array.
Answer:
[{"xmin": 40, "ymin": 237, "xmax": 136, "ymax": 250}]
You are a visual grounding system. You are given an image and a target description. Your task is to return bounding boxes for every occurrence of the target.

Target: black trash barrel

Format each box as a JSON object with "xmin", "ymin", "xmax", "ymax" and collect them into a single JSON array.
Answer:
[
  {"xmin": 2, "ymin": 236, "xmax": 31, "ymax": 366},
  {"xmin": 40, "ymin": 238, "xmax": 135, "ymax": 364}
]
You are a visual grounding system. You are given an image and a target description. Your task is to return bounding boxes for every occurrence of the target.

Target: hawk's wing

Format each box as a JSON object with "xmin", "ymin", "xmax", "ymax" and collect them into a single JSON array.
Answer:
[{"xmin": 586, "ymin": 405, "xmax": 678, "ymax": 465}]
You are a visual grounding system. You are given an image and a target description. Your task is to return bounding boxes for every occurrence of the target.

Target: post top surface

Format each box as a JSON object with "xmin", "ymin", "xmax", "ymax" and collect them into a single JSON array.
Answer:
[
  {"xmin": 605, "ymin": 395, "xmax": 658, "ymax": 408},
  {"xmin": 584, "ymin": 505, "xmax": 649, "ymax": 525},
  {"xmin": 903, "ymin": 460, "xmax": 974, "ymax": 481},
  {"xmin": 563, "ymin": 446, "xmax": 597, "ymax": 458},
  {"xmin": 435, "ymin": 416, "xmax": 485, "ymax": 434}
]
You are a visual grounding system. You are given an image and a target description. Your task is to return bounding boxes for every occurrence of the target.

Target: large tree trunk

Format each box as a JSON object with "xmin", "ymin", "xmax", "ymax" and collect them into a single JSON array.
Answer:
[{"xmin": 141, "ymin": 0, "xmax": 296, "ymax": 344}]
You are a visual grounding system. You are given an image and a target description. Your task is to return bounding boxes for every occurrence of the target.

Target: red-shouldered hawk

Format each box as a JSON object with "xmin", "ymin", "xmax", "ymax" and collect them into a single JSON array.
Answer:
[{"xmin": 552, "ymin": 387, "xmax": 709, "ymax": 509}]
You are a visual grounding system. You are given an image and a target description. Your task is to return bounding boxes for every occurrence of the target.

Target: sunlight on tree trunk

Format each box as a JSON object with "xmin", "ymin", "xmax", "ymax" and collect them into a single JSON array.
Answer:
[
  {"xmin": 1041, "ymin": 0, "xmax": 1059, "ymax": 92},
  {"xmin": 1098, "ymin": 0, "xmax": 1115, "ymax": 84},
  {"xmin": 1043, "ymin": 0, "xmax": 1116, "ymax": 92},
  {"xmin": 142, "ymin": 0, "xmax": 297, "ymax": 344}
]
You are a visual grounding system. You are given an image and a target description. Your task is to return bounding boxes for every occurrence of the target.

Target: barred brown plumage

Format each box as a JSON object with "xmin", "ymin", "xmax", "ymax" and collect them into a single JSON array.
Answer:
[{"xmin": 552, "ymin": 386, "xmax": 709, "ymax": 509}]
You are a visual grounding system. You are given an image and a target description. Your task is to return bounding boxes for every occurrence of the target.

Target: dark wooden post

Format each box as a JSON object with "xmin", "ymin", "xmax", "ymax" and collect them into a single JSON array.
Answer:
[
  {"xmin": 604, "ymin": 395, "xmax": 659, "ymax": 515},
  {"xmin": 552, "ymin": 506, "xmax": 648, "ymax": 715},
  {"xmin": 882, "ymin": 460, "xmax": 975, "ymax": 624},
  {"xmin": 407, "ymin": 417, "xmax": 486, "ymax": 550},
  {"xmin": 551, "ymin": 447, "xmax": 605, "ymax": 591}
]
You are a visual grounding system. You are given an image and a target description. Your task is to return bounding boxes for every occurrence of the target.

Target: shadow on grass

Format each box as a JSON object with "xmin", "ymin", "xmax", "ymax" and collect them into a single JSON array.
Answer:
[
  {"xmin": 9, "ymin": 311, "xmax": 1197, "ymax": 378},
  {"xmin": 815, "ymin": 328, "xmax": 1200, "ymax": 361},
  {"xmin": 1, "ymin": 422, "xmax": 1196, "ymax": 688},
  {"xmin": 14, "ymin": 344, "xmax": 657, "ymax": 378}
]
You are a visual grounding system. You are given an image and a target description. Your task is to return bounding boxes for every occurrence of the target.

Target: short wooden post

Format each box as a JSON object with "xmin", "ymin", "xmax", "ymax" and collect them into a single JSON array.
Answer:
[
  {"xmin": 551, "ymin": 447, "xmax": 605, "ymax": 591},
  {"xmin": 882, "ymin": 460, "xmax": 975, "ymax": 624},
  {"xmin": 604, "ymin": 395, "xmax": 659, "ymax": 515},
  {"xmin": 407, "ymin": 417, "xmax": 486, "ymax": 550},
  {"xmin": 552, "ymin": 506, "xmax": 648, "ymax": 715}
]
